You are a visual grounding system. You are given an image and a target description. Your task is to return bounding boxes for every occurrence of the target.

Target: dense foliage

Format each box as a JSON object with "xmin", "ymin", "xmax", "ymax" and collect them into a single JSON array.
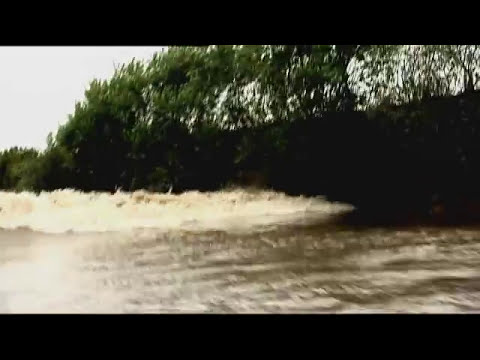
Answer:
[{"xmin": 3, "ymin": 45, "xmax": 480, "ymax": 219}]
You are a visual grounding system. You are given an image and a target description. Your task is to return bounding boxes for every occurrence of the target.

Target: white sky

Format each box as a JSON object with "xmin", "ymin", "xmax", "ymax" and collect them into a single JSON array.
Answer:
[{"xmin": 0, "ymin": 46, "xmax": 165, "ymax": 151}]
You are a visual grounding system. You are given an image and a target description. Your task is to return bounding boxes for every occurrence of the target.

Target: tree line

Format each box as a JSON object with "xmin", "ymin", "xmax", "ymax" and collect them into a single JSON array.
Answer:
[{"xmin": 2, "ymin": 45, "xmax": 480, "ymax": 218}]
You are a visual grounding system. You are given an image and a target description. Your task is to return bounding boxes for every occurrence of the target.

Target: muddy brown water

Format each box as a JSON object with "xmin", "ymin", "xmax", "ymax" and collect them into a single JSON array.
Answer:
[
  {"xmin": 1, "ymin": 189, "xmax": 480, "ymax": 313},
  {"xmin": 1, "ymin": 222, "xmax": 480, "ymax": 313}
]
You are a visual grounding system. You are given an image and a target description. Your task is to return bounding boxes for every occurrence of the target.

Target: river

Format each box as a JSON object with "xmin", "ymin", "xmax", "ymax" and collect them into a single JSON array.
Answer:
[{"xmin": 0, "ymin": 189, "xmax": 479, "ymax": 313}]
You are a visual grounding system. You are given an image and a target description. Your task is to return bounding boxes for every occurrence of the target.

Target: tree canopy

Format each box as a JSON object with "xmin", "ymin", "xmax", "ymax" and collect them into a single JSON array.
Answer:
[{"xmin": 3, "ymin": 45, "xmax": 480, "ymax": 219}]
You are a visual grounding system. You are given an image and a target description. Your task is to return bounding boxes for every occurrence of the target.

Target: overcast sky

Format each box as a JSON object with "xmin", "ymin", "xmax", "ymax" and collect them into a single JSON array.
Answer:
[{"xmin": 0, "ymin": 46, "xmax": 165, "ymax": 151}]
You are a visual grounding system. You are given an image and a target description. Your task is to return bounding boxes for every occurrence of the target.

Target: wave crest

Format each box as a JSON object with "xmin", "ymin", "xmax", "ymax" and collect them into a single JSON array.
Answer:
[{"xmin": 0, "ymin": 188, "xmax": 353, "ymax": 234}]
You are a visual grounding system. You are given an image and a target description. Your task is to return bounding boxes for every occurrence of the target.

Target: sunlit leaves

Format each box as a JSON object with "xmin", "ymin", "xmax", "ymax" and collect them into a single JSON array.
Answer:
[{"xmin": 350, "ymin": 45, "xmax": 480, "ymax": 109}]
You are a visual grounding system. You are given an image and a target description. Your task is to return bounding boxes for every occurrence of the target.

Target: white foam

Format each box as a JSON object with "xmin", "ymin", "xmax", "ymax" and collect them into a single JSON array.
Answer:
[{"xmin": 0, "ymin": 188, "xmax": 353, "ymax": 234}]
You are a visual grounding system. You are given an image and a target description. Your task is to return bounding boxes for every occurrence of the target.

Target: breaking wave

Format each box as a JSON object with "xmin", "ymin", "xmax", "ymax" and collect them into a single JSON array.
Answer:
[{"xmin": 0, "ymin": 188, "xmax": 353, "ymax": 234}]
